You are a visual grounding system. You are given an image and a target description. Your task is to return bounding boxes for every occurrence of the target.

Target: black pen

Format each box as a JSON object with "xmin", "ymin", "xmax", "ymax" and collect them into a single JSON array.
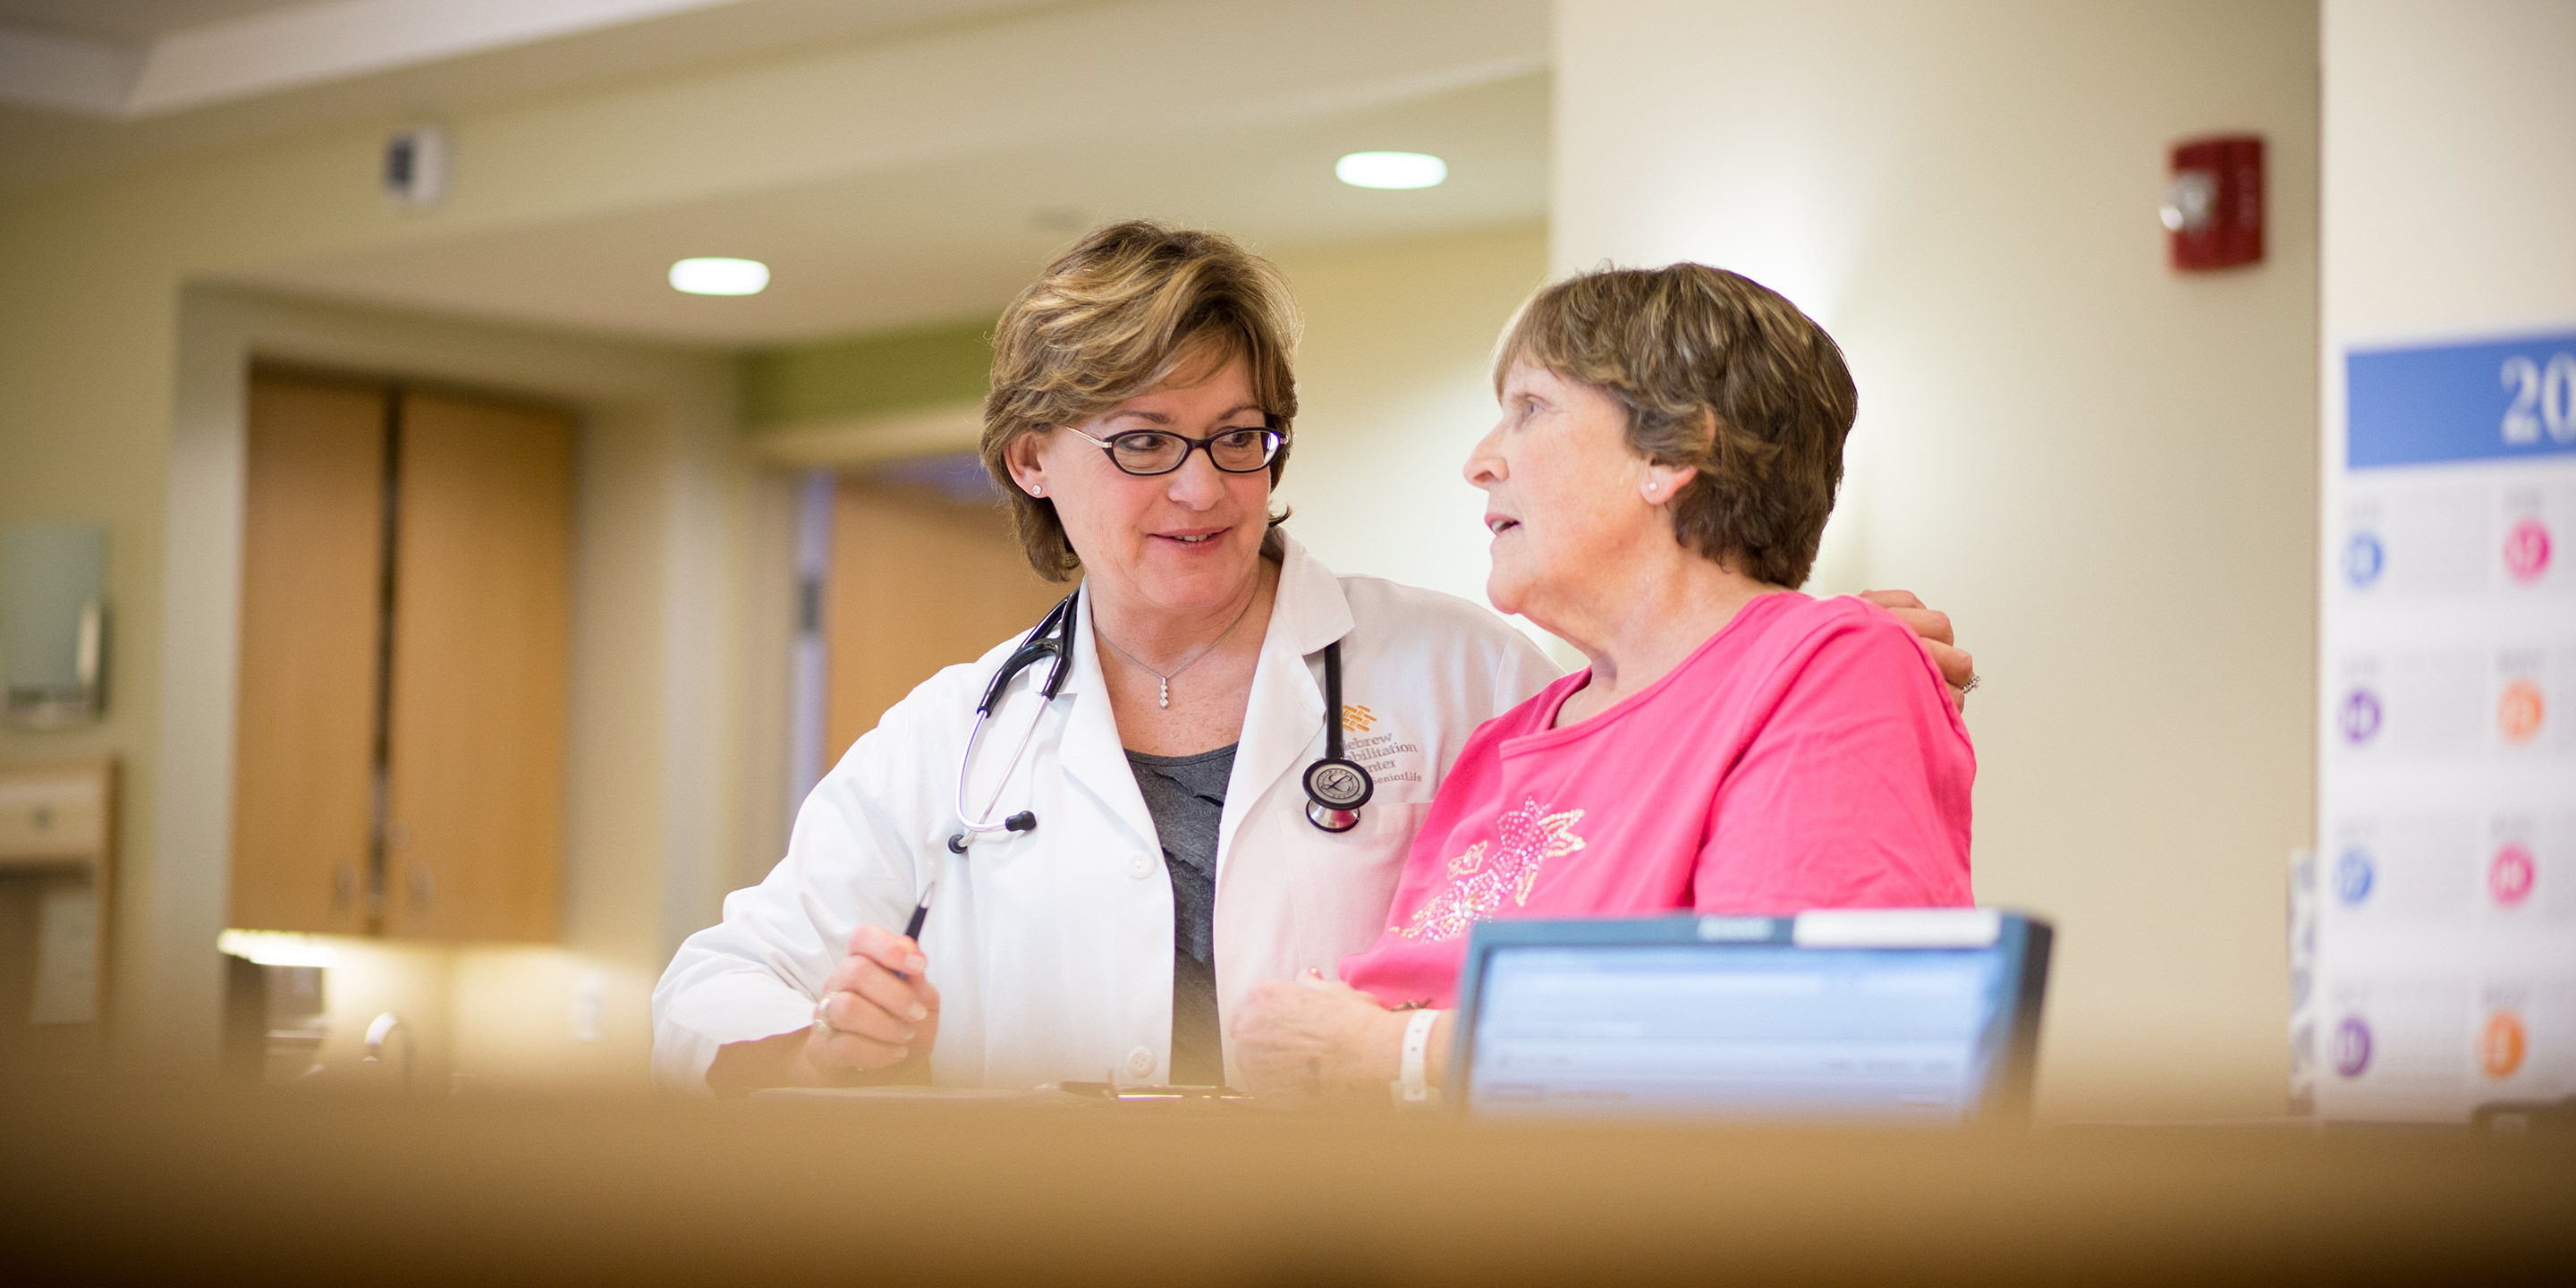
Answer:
[
  {"xmin": 895, "ymin": 879, "xmax": 937, "ymax": 978},
  {"xmin": 902, "ymin": 877, "xmax": 937, "ymax": 941}
]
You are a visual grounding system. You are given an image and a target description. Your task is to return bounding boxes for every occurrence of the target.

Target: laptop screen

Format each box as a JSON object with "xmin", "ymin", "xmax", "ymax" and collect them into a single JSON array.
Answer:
[{"xmin": 1462, "ymin": 940, "xmax": 2017, "ymax": 1123}]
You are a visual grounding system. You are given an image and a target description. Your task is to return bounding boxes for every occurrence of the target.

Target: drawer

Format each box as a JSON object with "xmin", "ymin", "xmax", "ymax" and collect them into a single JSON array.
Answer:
[{"xmin": 0, "ymin": 761, "xmax": 110, "ymax": 864}]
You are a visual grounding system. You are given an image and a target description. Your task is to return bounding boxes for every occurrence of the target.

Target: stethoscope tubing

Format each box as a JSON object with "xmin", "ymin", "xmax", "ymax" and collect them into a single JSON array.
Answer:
[
  {"xmin": 948, "ymin": 591, "xmax": 1078, "ymax": 852},
  {"xmin": 948, "ymin": 588, "xmax": 1373, "ymax": 852}
]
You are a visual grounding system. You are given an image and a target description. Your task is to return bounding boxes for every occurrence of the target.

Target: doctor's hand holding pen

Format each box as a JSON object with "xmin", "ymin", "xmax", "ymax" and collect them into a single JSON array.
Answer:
[
  {"xmin": 703, "ymin": 923, "xmax": 940, "ymax": 1095},
  {"xmin": 809, "ymin": 922, "xmax": 943, "ymax": 1073}
]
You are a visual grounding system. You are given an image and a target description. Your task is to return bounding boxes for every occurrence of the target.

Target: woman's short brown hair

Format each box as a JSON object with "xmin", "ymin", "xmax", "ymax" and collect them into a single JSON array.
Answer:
[
  {"xmin": 981, "ymin": 221, "xmax": 1301, "ymax": 580},
  {"xmin": 1495, "ymin": 263, "xmax": 1857, "ymax": 589}
]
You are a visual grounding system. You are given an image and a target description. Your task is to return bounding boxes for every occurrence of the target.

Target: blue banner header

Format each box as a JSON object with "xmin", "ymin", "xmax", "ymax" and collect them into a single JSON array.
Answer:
[{"xmin": 2347, "ymin": 330, "xmax": 2576, "ymax": 470}]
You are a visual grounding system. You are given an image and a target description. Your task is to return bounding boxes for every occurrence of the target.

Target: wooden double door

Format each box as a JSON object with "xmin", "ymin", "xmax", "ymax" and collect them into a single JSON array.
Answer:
[{"xmin": 230, "ymin": 374, "xmax": 573, "ymax": 942}]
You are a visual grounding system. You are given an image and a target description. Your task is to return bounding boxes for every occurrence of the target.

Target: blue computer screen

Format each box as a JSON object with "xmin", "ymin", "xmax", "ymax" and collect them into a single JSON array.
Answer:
[{"xmin": 1464, "ymin": 944, "xmax": 2010, "ymax": 1123}]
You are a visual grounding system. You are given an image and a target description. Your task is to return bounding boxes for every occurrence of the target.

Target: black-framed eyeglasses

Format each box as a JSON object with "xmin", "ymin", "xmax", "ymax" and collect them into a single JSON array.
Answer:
[{"xmin": 1064, "ymin": 425, "xmax": 1284, "ymax": 477}]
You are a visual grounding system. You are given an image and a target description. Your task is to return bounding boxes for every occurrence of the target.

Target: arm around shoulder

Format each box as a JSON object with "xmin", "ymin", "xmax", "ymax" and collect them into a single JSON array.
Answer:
[{"xmin": 1692, "ymin": 607, "xmax": 1975, "ymax": 914}]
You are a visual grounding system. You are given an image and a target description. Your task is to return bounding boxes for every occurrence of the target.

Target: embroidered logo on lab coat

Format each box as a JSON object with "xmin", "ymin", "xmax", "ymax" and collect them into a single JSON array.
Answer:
[
  {"xmin": 1394, "ymin": 797, "xmax": 1587, "ymax": 942},
  {"xmin": 1343, "ymin": 715, "xmax": 1423, "ymax": 791}
]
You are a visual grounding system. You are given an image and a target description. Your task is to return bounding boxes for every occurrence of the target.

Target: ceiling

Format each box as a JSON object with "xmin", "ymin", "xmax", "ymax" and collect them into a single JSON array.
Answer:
[
  {"xmin": 0, "ymin": 0, "xmax": 1063, "ymax": 193},
  {"xmin": 2, "ymin": 0, "xmax": 1548, "ymax": 350},
  {"xmin": 233, "ymin": 72, "xmax": 1548, "ymax": 347},
  {"xmin": 0, "ymin": 1, "xmax": 307, "ymax": 43}
]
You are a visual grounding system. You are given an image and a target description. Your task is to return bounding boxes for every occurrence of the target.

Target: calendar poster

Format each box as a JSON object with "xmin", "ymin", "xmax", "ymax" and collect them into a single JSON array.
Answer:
[{"xmin": 2313, "ymin": 329, "xmax": 2576, "ymax": 1121}]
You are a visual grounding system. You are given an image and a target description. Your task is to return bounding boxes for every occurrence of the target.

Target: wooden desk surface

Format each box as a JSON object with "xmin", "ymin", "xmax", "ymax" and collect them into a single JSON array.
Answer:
[{"xmin": 4, "ymin": 1086, "xmax": 2570, "ymax": 1285}]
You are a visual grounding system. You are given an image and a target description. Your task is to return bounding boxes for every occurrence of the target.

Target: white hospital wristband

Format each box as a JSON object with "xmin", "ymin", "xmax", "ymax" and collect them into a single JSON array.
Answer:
[{"xmin": 1391, "ymin": 1008, "xmax": 1441, "ymax": 1107}]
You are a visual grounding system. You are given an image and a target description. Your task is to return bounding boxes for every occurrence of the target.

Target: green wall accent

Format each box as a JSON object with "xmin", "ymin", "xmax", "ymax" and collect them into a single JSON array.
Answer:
[{"xmin": 739, "ymin": 318, "xmax": 994, "ymax": 429}]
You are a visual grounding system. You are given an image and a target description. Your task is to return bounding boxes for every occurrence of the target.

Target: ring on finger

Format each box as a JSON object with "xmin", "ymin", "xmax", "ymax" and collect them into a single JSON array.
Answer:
[{"xmin": 812, "ymin": 990, "xmax": 843, "ymax": 1040}]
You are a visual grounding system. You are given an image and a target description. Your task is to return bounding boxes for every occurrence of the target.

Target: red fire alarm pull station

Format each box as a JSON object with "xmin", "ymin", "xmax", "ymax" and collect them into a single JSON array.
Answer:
[{"xmin": 2163, "ymin": 134, "xmax": 2264, "ymax": 271}]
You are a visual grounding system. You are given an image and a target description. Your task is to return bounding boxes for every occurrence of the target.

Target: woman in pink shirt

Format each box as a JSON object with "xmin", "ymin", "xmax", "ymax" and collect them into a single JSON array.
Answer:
[{"xmin": 1232, "ymin": 262, "xmax": 1974, "ymax": 1105}]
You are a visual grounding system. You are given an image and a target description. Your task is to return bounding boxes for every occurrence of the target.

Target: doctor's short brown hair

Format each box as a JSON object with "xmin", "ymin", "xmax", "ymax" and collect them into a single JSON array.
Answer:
[
  {"xmin": 1496, "ymin": 263, "xmax": 1856, "ymax": 589},
  {"xmin": 981, "ymin": 221, "xmax": 1301, "ymax": 580}
]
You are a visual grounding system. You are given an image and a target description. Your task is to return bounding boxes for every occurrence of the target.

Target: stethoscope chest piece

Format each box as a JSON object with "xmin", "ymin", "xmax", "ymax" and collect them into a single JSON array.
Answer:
[{"xmin": 1302, "ymin": 758, "xmax": 1372, "ymax": 833}]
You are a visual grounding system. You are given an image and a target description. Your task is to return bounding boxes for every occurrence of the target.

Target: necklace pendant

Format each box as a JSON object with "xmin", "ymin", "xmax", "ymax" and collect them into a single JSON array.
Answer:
[{"xmin": 1157, "ymin": 678, "xmax": 1171, "ymax": 708}]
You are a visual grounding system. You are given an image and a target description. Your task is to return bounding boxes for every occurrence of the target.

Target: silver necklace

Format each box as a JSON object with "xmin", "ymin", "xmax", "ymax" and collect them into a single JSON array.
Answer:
[{"xmin": 1094, "ymin": 590, "xmax": 1258, "ymax": 708}]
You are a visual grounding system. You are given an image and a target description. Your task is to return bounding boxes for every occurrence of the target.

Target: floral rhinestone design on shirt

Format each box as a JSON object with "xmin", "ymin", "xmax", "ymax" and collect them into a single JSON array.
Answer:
[{"xmin": 1395, "ymin": 797, "xmax": 1587, "ymax": 942}]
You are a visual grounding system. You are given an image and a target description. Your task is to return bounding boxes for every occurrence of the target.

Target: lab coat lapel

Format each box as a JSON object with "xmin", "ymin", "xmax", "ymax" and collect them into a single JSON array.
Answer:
[
  {"xmin": 1216, "ymin": 535, "xmax": 1354, "ymax": 875},
  {"xmin": 1056, "ymin": 584, "xmax": 1157, "ymax": 847}
]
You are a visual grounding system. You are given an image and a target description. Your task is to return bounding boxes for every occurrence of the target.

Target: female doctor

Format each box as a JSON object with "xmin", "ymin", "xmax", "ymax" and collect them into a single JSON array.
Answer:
[{"xmin": 649, "ymin": 222, "xmax": 1970, "ymax": 1094}]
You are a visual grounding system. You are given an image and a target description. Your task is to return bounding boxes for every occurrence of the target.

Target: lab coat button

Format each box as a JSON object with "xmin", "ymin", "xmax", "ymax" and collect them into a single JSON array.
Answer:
[
  {"xmin": 1126, "ymin": 1046, "xmax": 1156, "ymax": 1078},
  {"xmin": 1126, "ymin": 851, "xmax": 1155, "ymax": 879}
]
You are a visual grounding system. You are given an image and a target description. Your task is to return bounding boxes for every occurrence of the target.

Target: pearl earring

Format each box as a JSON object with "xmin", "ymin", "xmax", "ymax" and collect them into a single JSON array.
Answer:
[{"xmin": 1030, "ymin": 484, "xmax": 1044, "ymax": 497}]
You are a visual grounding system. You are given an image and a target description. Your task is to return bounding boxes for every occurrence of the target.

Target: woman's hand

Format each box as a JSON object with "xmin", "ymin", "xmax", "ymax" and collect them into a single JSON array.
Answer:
[
  {"xmin": 1232, "ymin": 971, "xmax": 1406, "ymax": 1106},
  {"xmin": 702, "ymin": 922, "xmax": 940, "ymax": 1095},
  {"xmin": 804, "ymin": 922, "xmax": 942, "ymax": 1079},
  {"xmin": 1860, "ymin": 589, "xmax": 1977, "ymax": 708}
]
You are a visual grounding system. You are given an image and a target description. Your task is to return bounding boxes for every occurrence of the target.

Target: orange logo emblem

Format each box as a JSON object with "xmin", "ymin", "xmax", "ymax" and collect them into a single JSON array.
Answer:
[
  {"xmin": 2479, "ymin": 1011, "xmax": 2526, "ymax": 1079},
  {"xmin": 1342, "ymin": 703, "xmax": 1377, "ymax": 734},
  {"xmin": 2497, "ymin": 681, "xmax": 2544, "ymax": 742}
]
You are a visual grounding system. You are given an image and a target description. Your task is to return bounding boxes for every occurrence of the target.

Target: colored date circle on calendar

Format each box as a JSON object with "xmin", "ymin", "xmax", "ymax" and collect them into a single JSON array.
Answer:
[
  {"xmin": 2490, "ymin": 843, "xmax": 2536, "ymax": 907},
  {"xmin": 2339, "ymin": 690, "xmax": 2383, "ymax": 744},
  {"xmin": 2333, "ymin": 1017, "xmax": 2372, "ymax": 1078},
  {"xmin": 2343, "ymin": 532, "xmax": 2385, "ymax": 587},
  {"xmin": 2497, "ymin": 680, "xmax": 2545, "ymax": 742},
  {"xmin": 2479, "ymin": 1012, "xmax": 2527, "ymax": 1080},
  {"xmin": 2334, "ymin": 848, "xmax": 2375, "ymax": 906},
  {"xmin": 2502, "ymin": 519, "xmax": 2551, "ymax": 583}
]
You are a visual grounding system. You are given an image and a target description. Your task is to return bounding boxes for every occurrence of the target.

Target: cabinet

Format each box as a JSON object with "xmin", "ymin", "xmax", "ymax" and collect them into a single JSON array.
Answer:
[
  {"xmin": 230, "ymin": 375, "xmax": 572, "ymax": 942},
  {"xmin": 383, "ymin": 392, "xmax": 572, "ymax": 941},
  {"xmin": 231, "ymin": 378, "xmax": 383, "ymax": 935}
]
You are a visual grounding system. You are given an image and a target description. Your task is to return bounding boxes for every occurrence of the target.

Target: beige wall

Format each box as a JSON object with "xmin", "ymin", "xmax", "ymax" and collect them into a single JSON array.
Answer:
[
  {"xmin": 2321, "ymin": 0, "xmax": 2576, "ymax": 344},
  {"xmin": 1271, "ymin": 224, "xmax": 1554, "ymax": 635},
  {"xmin": 1555, "ymin": 0, "xmax": 2322, "ymax": 1119}
]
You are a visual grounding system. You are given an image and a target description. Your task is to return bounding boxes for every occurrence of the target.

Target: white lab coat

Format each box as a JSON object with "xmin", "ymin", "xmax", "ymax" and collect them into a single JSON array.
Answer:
[{"xmin": 652, "ymin": 534, "xmax": 1558, "ymax": 1093}]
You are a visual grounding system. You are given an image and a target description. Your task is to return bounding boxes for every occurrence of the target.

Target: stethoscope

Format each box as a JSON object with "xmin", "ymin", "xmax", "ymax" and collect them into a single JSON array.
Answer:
[{"xmin": 947, "ymin": 588, "xmax": 1375, "ymax": 854}]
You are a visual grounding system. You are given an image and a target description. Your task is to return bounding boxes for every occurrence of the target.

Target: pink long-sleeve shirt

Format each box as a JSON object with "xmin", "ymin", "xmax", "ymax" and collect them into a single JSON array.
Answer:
[{"xmin": 1340, "ymin": 592, "xmax": 1976, "ymax": 1009}]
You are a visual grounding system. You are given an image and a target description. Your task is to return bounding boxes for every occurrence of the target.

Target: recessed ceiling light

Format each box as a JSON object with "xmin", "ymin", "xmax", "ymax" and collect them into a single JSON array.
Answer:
[
  {"xmin": 669, "ymin": 257, "xmax": 769, "ymax": 295},
  {"xmin": 1335, "ymin": 151, "xmax": 1447, "ymax": 190}
]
